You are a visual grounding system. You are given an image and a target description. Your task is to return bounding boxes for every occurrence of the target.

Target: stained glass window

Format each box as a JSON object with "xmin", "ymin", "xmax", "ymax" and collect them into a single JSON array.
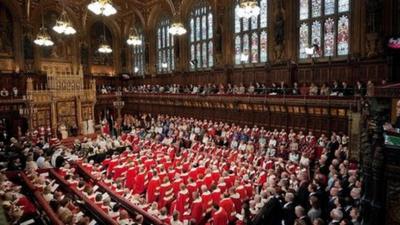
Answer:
[
  {"xmin": 299, "ymin": 0, "xmax": 351, "ymax": 59},
  {"xmin": 132, "ymin": 27, "xmax": 145, "ymax": 76},
  {"xmin": 156, "ymin": 18, "xmax": 174, "ymax": 73},
  {"xmin": 189, "ymin": 0, "xmax": 213, "ymax": 70},
  {"xmin": 234, "ymin": 0, "xmax": 268, "ymax": 65},
  {"xmin": 337, "ymin": 15, "xmax": 349, "ymax": 55}
]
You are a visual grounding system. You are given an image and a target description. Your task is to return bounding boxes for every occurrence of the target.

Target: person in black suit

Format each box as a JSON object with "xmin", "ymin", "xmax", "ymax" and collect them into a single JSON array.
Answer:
[
  {"xmin": 328, "ymin": 208, "xmax": 343, "ymax": 225},
  {"xmin": 395, "ymin": 100, "xmax": 400, "ymax": 129},
  {"xmin": 341, "ymin": 82, "xmax": 353, "ymax": 97},
  {"xmin": 277, "ymin": 81, "xmax": 287, "ymax": 95},
  {"xmin": 295, "ymin": 206, "xmax": 312, "ymax": 225},
  {"xmin": 331, "ymin": 80, "xmax": 341, "ymax": 95},
  {"xmin": 282, "ymin": 192, "xmax": 296, "ymax": 225},
  {"xmin": 354, "ymin": 81, "xmax": 366, "ymax": 96},
  {"xmin": 297, "ymin": 180, "xmax": 310, "ymax": 209},
  {"xmin": 253, "ymin": 187, "xmax": 283, "ymax": 225}
]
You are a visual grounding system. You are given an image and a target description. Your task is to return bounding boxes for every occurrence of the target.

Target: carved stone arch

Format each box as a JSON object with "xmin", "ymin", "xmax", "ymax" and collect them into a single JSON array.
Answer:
[
  {"xmin": 0, "ymin": 0, "xmax": 24, "ymax": 69},
  {"xmin": 86, "ymin": 16, "xmax": 121, "ymax": 46},
  {"xmin": 181, "ymin": 0, "xmax": 215, "ymax": 22},
  {"xmin": 86, "ymin": 18, "xmax": 121, "ymax": 74},
  {"xmin": 146, "ymin": 2, "xmax": 174, "ymax": 76},
  {"xmin": 122, "ymin": 10, "xmax": 146, "ymax": 40},
  {"xmin": 147, "ymin": 2, "xmax": 174, "ymax": 30},
  {"xmin": 0, "ymin": 0, "xmax": 23, "ymax": 22}
]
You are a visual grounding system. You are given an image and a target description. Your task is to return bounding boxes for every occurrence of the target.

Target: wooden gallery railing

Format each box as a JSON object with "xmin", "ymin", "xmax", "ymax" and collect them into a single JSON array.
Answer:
[
  {"xmin": 49, "ymin": 169, "xmax": 119, "ymax": 225},
  {"xmin": 73, "ymin": 163, "xmax": 164, "ymax": 225},
  {"xmin": 19, "ymin": 172, "xmax": 64, "ymax": 225},
  {"xmin": 97, "ymin": 93, "xmax": 361, "ymax": 134}
]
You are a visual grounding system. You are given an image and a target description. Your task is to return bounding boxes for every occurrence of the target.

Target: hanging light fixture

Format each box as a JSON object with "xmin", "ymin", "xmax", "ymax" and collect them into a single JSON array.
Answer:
[
  {"xmin": 88, "ymin": 0, "xmax": 117, "ymax": 17},
  {"xmin": 98, "ymin": 23, "xmax": 112, "ymax": 54},
  {"xmin": 168, "ymin": 22, "xmax": 187, "ymax": 36},
  {"xmin": 126, "ymin": 28, "xmax": 142, "ymax": 46},
  {"xmin": 34, "ymin": 27, "xmax": 54, "ymax": 46},
  {"xmin": 34, "ymin": 1, "xmax": 54, "ymax": 47},
  {"xmin": 237, "ymin": 0, "xmax": 260, "ymax": 19},
  {"xmin": 53, "ymin": 11, "xmax": 76, "ymax": 35}
]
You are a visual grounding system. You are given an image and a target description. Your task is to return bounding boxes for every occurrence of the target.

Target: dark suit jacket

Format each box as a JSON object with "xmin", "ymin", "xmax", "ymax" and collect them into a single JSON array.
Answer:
[
  {"xmin": 253, "ymin": 197, "xmax": 283, "ymax": 225},
  {"xmin": 282, "ymin": 202, "xmax": 296, "ymax": 225},
  {"xmin": 395, "ymin": 116, "xmax": 400, "ymax": 129},
  {"xmin": 299, "ymin": 216, "xmax": 313, "ymax": 225}
]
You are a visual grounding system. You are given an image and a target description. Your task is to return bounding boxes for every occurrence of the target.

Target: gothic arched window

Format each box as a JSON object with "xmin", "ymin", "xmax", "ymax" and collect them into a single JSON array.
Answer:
[
  {"xmin": 156, "ymin": 18, "xmax": 174, "ymax": 73},
  {"xmin": 299, "ymin": 0, "xmax": 351, "ymax": 59},
  {"xmin": 234, "ymin": 0, "xmax": 268, "ymax": 65},
  {"xmin": 132, "ymin": 27, "xmax": 145, "ymax": 76},
  {"xmin": 189, "ymin": 1, "xmax": 214, "ymax": 70}
]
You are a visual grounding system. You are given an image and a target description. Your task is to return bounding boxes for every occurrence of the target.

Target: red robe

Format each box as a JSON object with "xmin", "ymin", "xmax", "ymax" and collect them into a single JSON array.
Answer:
[
  {"xmin": 201, "ymin": 191, "xmax": 213, "ymax": 213},
  {"xmin": 231, "ymin": 194, "xmax": 242, "ymax": 213},
  {"xmin": 204, "ymin": 174, "xmax": 214, "ymax": 189},
  {"xmin": 172, "ymin": 178, "xmax": 183, "ymax": 196},
  {"xmin": 147, "ymin": 177, "xmax": 161, "ymax": 203},
  {"xmin": 219, "ymin": 197, "xmax": 236, "ymax": 222},
  {"xmin": 17, "ymin": 196, "xmax": 36, "ymax": 216},
  {"xmin": 190, "ymin": 197, "xmax": 203, "ymax": 224},
  {"xmin": 217, "ymin": 182, "xmax": 227, "ymax": 194},
  {"xmin": 189, "ymin": 168, "xmax": 198, "ymax": 181},
  {"xmin": 176, "ymin": 189, "xmax": 190, "ymax": 220},
  {"xmin": 212, "ymin": 208, "xmax": 229, "ymax": 225},
  {"xmin": 133, "ymin": 172, "xmax": 147, "ymax": 194},
  {"xmin": 125, "ymin": 167, "xmax": 138, "ymax": 189},
  {"xmin": 211, "ymin": 188, "xmax": 222, "ymax": 205},
  {"xmin": 211, "ymin": 170, "xmax": 220, "ymax": 184},
  {"xmin": 236, "ymin": 185, "xmax": 247, "ymax": 200},
  {"xmin": 159, "ymin": 182, "xmax": 174, "ymax": 208}
]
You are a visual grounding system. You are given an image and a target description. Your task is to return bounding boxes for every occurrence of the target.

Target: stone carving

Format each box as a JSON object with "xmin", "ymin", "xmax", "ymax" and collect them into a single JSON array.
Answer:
[
  {"xmin": 0, "ymin": 4, "xmax": 14, "ymax": 56},
  {"xmin": 23, "ymin": 33, "xmax": 34, "ymax": 60},
  {"xmin": 274, "ymin": 0, "xmax": 285, "ymax": 62}
]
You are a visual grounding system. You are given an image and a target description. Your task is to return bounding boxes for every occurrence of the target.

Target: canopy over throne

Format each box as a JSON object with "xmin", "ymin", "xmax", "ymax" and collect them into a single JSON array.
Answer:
[{"xmin": 26, "ymin": 63, "xmax": 96, "ymax": 138}]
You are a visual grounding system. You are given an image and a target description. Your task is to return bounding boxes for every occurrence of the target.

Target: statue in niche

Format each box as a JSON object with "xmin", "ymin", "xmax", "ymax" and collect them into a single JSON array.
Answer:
[
  {"xmin": 23, "ymin": 34, "xmax": 34, "ymax": 60},
  {"xmin": 366, "ymin": 0, "xmax": 383, "ymax": 57},
  {"xmin": 121, "ymin": 47, "xmax": 126, "ymax": 68},
  {"xmin": 367, "ymin": 0, "xmax": 383, "ymax": 33},
  {"xmin": 274, "ymin": 0, "xmax": 285, "ymax": 62},
  {"xmin": 215, "ymin": 23, "xmax": 223, "ymax": 64},
  {"xmin": 80, "ymin": 42, "xmax": 89, "ymax": 65},
  {"xmin": 0, "ymin": 6, "xmax": 14, "ymax": 56},
  {"xmin": 215, "ymin": 14, "xmax": 223, "ymax": 53}
]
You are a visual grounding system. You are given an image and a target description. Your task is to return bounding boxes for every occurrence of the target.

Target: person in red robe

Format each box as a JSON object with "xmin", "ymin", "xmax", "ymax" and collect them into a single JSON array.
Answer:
[
  {"xmin": 204, "ymin": 171, "xmax": 214, "ymax": 189},
  {"xmin": 201, "ymin": 185, "xmax": 213, "ymax": 214},
  {"xmin": 187, "ymin": 178, "xmax": 198, "ymax": 199},
  {"xmin": 147, "ymin": 171, "xmax": 161, "ymax": 203},
  {"xmin": 210, "ymin": 184, "xmax": 221, "ymax": 205},
  {"xmin": 133, "ymin": 167, "xmax": 147, "ymax": 194},
  {"xmin": 187, "ymin": 191, "xmax": 203, "ymax": 224},
  {"xmin": 211, "ymin": 204, "xmax": 229, "ymax": 225},
  {"xmin": 125, "ymin": 165, "xmax": 138, "ymax": 189},
  {"xmin": 219, "ymin": 193, "xmax": 236, "ymax": 222},
  {"xmin": 101, "ymin": 119, "xmax": 110, "ymax": 135},
  {"xmin": 175, "ymin": 184, "xmax": 190, "ymax": 220},
  {"xmin": 159, "ymin": 177, "xmax": 174, "ymax": 208}
]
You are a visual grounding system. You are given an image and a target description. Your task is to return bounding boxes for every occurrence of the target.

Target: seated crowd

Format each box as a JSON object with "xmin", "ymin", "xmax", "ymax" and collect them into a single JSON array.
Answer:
[
  {"xmin": 98, "ymin": 80, "xmax": 379, "ymax": 97},
  {"xmin": 1, "ymin": 113, "xmax": 361, "ymax": 225}
]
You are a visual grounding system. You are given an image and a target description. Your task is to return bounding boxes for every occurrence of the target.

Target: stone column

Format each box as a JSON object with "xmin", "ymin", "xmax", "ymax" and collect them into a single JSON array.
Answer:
[
  {"xmin": 349, "ymin": 112, "xmax": 362, "ymax": 160},
  {"xmin": 76, "ymin": 96, "xmax": 83, "ymax": 135},
  {"xmin": 50, "ymin": 97, "xmax": 58, "ymax": 136}
]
